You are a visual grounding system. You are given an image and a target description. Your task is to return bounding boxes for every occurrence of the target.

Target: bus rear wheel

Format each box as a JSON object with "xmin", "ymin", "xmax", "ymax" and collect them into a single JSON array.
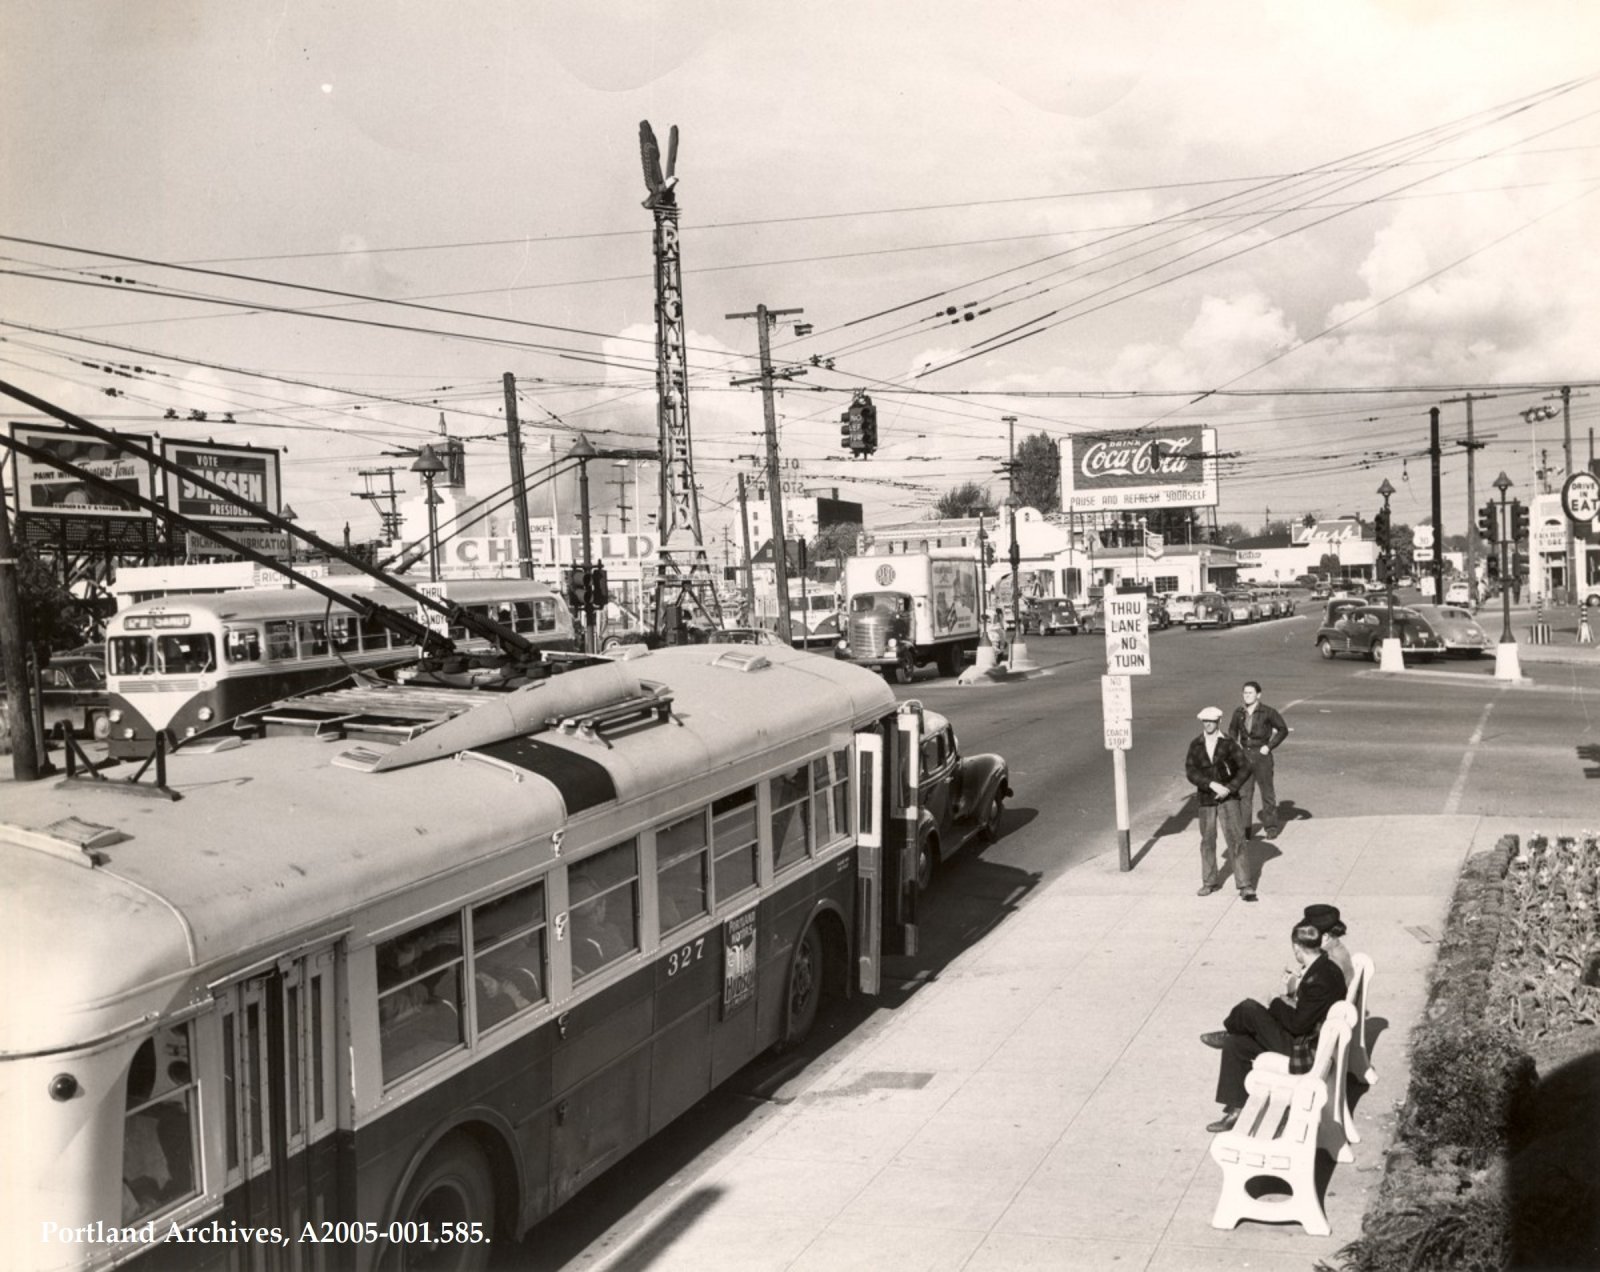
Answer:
[
  {"xmin": 781, "ymin": 923, "xmax": 824, "ymax": 1047},
  {"xmin": 390, "ymin": 1134, "xmax": 496, "ymax": 1272}
]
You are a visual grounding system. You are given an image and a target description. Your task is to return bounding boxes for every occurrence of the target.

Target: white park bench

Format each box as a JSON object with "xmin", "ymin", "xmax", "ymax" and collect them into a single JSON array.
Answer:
[{"xmin": 1209, "ymin": 1000, "xmax": 1357, "ymax": 1236}]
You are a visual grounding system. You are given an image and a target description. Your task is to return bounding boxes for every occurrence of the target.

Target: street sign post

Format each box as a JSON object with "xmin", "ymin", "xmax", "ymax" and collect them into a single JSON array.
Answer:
[
  {"xmin": 1101, "ymin": 674, "xmax": 1132, "ymax": 750},
  {"xmin": 1104, "ymin": 592, "xmax": 1150, "ymax": 675}
]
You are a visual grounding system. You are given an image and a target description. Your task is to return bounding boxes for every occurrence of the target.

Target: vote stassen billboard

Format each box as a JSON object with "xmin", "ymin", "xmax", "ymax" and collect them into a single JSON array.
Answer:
[
  {"xmin": 1060, "ymin": 425, "xmax": 1218, "ymax": 513},
  {"xmin": 164, "ymin": 440, "xmax": 281, "ymax": 522}
]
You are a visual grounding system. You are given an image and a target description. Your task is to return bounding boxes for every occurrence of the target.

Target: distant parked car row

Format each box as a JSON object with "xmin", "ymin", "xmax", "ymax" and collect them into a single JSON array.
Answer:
[{"xmin": 1179, "ymin": 588, "xmax": 1298, "ymax": 630}]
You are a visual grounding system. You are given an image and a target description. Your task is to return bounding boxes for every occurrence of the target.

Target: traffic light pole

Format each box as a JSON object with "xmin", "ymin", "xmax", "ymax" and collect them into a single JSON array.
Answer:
[{"xmin": 1492, "ymin": 471, "xmax": 1522, "ymax": 681}]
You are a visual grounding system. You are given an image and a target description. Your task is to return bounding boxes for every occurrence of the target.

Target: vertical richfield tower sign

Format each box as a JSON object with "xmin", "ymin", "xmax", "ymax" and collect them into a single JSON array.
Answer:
[{"xmin": 639, "ymin": 120, "xmax": 722, "ymax": 635}]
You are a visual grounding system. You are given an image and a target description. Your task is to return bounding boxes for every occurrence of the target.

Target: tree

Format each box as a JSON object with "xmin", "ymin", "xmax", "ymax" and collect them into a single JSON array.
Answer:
[
  {"xmin": 1216, "ymin": 522, "xmax": 1249, "ymax": 543},
  {"xmin": 1011, "ymin": 433, "xmax": 1059, "ymax": 512},
  {"xmin": 13, "ymin": 545, "xmax": 86, "ymax": 650},
  {"xmin": 933, "ymin": 481, "xmax": 996, "ymax": 519},
  {"xmin": 808, "ymin": 522, "xmax": 859, "ymax": 574},
  {"xmin": 1319, "ymin": 552, "xmax": 1342, "ymax": 576}
]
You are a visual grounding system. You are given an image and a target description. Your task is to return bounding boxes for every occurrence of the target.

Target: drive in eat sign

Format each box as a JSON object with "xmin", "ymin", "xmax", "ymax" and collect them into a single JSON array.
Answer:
[{"xmin": 1562, "ymin": 471, "xmax": 1600, "ymax": 524}]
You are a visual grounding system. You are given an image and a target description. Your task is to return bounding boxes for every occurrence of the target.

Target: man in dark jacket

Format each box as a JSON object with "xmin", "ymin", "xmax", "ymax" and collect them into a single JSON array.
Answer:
[
  {"xmin": 1185, "ymin": 705, "xmax": 1253, "ymax": 900},
  {"xmin": 1201, "ymin": 912, "xmax": 1349, "ymax": 1131},
  {"xmin": 1228, "ymin": 680, "xmax": 1289, "ymax": 839}
]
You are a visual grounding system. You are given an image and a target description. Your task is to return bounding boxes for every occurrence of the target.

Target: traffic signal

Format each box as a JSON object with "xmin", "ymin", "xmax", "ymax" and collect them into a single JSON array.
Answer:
[
  {"xmin": 1486, "ymin": 550, "xmax": 1500, "ymax": 580},
  {"xmin": 588, "ymin": 564, "xmax": 609, "ymax": 607},
  {"xmin": 565, "ymin": 566, "xmax": 588, "ymax": 611},
  {"xmin": 1373, "ymin": 507, "xmax": 1391, "ymax": 553},
  {"xmin": 839, "ymin": 407, "xmax": 862, "ymax": 454},
  {"xmin": 983, "ymin": 540, "xmax": 996, "ymax": 566},
  {"xmin": 857, "ymin": 394, "xmax": 878, "ymax": 456},
  {"xmin": 1477, "ymin": 502, "xmax": 1498, "ymax": 545},
  {"xmin": 1509, "ymin": 500, "xmax": 1529, "ymax": 543}
]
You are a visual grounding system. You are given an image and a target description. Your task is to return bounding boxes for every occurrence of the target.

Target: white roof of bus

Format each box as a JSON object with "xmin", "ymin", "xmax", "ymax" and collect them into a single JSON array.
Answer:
[
  {"xmin": 108, "ymin": 579, "xmax": 561, "ymax": 626},
  {"xmin": 0, "ymin": 646, "xmax": 894, "ymax": 1053}
]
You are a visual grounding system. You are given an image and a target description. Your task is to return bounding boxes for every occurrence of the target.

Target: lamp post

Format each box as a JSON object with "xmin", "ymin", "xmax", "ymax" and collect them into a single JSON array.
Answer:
[
  {"xmin": 568, "ymin": 436, "xmax": 598, "ymax": 652},
  {"xmin": 973, "ymin": 514, "xmax": 997, "ymax": 673},
  {"xmin": 410, "ymin": 445, "xmax": 447, "ymax": 582},
  {"xmin": 1376, "ymin": 479, "xmax": 1403, "ymax": 671},
  {"xmin": 1492, "ymin": 471, "xmax": 1522, "ymax": 681},
  {"xmin": 1004, "ymin": 493, "xmax": 1036, "ymax": 673}
]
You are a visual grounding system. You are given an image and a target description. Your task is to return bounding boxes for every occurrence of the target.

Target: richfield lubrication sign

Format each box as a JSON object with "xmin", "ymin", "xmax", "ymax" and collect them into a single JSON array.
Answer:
[{"xmin": 1060, "ymin": 426, "xmax": 1218, "ymax": 512}]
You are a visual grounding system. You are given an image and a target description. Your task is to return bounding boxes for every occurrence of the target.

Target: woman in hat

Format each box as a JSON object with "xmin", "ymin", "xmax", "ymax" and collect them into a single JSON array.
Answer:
[{"xmin": 1200, "ymin": 911, "xmax": 1348, "ymax": 1132}]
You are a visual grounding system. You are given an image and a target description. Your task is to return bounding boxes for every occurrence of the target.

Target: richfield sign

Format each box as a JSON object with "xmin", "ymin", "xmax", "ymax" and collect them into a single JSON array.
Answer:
[{"xmin": 1060, "ymin": 426, "xmax": 1218, "ymax": 512}]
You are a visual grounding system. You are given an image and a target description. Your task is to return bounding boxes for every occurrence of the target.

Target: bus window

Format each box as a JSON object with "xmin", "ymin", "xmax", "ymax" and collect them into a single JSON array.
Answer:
[
  {"xmin": 110, "ymin": 635, "xmax": 155, "ymax": 676},
  {"xmin": 328, "ymin": 615, "xmax": 358, "ymax": 654},
  {"xmin": 712, "ymin": 787, "xmax": 759, "ymax": 906},
  {"xmin": 813, "ymin": 748, "xmax": 852, "ymax": 847},
  {"xmin": 158, "ymin": 634, "xmax": 215, "ymax": 674},
  {"xmin": 358, "ymin": 613, "xmax": 391, "ymax": 652},
  {"xmin": 472, "ymin": 881, "xmax": 548, "ymax": 1032},
  {"xmin": 376, "ymin": 914, "xmax": 465, "ymax": 1085},
  {"xmin": 122, "ymin": 1023, "xmax": 199, "ymax": 1224},
  {"xmin": 224, "ymin": 626, "xmax": 262, "ymax": 664},
  {"xmin": 770, "ymin": 764, "xmax": 812, "ymax": 873},
  {"xmin": 656, "ymin": 811, "xmax": 710, "ymax": 935},
  {"xmin": 297, "ymin": 620, "xmax": 329, "ymax": 659},
  {"xmin": 265, "ymin": 620, "xmax": 297, "ymax": 661},
  {"xmin": 569, "ymin": 840, "xmax": 639, "ymax": 983}
]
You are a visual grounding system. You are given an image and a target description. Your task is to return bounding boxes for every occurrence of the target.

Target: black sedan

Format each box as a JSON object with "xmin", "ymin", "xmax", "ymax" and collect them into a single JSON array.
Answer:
[{"xmin": 1315, "ymin": 604, "xmax": 1444, "ymax": 661}]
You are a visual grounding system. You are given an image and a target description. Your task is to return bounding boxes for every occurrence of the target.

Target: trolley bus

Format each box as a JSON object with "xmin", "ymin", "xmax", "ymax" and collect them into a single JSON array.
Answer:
[
  {"xmin": 2, "ymin": 645, "xmax": 1001, "ymax": 1272},
  {"xmin": 102, "ymin": 580, "xmax": 576, "ymax": 758}
]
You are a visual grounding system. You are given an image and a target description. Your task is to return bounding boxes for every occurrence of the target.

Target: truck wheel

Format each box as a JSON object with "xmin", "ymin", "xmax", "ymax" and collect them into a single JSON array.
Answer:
[
  {"xmin": 892, "ymin": 651, "xmax": 915, "ymax": 684},
  {"xmin": 935, "ymin": 644, "xmax": 959, "ymax": 678}
]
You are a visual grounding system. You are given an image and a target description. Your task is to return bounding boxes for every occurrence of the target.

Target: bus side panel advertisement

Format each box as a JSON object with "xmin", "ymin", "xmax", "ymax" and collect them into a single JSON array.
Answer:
[
  {"xmin": 1060, "ymin": 425, "xmax": 1218, "ymax": 512},
  {"xmin": 10, "ymin": 424, "xmax": 157, "ymax": 517},
  {"xmin": 721, "ymin": 909, "xmax": 758, "ymax": 1018},
  {"xmin": 164, "ymin": 441, "xmax": 282, "ymax": 521}
]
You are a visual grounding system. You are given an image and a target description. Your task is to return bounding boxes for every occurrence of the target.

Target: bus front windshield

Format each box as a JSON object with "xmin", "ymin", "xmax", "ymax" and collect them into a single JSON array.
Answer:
[{"xmin": 110, "ymin": 634, "xmax": 218, "ymax": 677}]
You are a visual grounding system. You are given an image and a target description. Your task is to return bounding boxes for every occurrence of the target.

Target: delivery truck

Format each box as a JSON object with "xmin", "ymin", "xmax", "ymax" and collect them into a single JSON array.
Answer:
[{"xmin": 837, "ymin": 551, "xmax": 981, "ymax": 681}]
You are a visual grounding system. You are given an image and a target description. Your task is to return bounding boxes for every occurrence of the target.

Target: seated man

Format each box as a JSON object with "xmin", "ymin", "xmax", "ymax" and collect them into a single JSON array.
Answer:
[{"xmin": 1201, "ymin": 909, "xmax": 1348, "ymax": 1132}]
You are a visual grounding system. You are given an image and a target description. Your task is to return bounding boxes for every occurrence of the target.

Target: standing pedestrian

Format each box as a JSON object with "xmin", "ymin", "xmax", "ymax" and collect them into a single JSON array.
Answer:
[
  {"xmin": 1185, "ymin": 706, "xmax": 1254, "ymax": 900},
  {"xmin": 1229, "ymin": 680, "xmax": 1288, "ymax": 839}
]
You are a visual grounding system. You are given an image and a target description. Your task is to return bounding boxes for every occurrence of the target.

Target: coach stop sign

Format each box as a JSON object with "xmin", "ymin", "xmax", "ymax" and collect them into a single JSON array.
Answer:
[{"xmin": 1104, "ymin": 592, "xmax": 1151, "ymax": 675}]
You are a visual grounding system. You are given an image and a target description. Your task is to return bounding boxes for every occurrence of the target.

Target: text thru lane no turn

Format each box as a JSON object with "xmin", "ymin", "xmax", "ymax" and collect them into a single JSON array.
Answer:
[{"xmin": 1104, "ymin": 593, "xmax": 1150, "ymax": 675}]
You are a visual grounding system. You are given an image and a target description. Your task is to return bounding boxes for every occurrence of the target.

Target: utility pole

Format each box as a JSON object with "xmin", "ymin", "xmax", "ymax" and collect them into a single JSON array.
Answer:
[
  {"xmin": 607, "ymin": 464, "xmax": 633, "ymax": 533},
  {"xmin": 571, "ymin": 436, "xmax": 598, "ymax": 653},
  {"xmin": 737, "ymin": 473, "xmax": 756, "ymax": 625},
  {"xmin": 727, "ymin": 303, "xmax": 804, "ymax": 646},
  {"xmin": 1443, "ymin": 392, "xmax": 1495, "ymax": 606},
  {"xmin": 353, "ymin": 467, "xmax": 404, "ymax": 542},
  {"xmin": 1428, "ymin": 408, "xmax": 1444, "ymax": 601},
  {"xmin": 0, "ymin": 474, "xmax": 43, "ymax": 780},
  {"xmin": 1545, "ymin": 386, "xmax": 1584, "ymax": 604},
  {"xmin": 502, "ymin": 373, "xmax": 534, "ymax": 578}
]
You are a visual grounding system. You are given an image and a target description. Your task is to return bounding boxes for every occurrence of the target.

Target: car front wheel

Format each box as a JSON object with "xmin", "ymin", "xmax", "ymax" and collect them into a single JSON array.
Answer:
[{"xmin": 1318, "ymin": 638, "xmax": 1336, "ymax": 660}]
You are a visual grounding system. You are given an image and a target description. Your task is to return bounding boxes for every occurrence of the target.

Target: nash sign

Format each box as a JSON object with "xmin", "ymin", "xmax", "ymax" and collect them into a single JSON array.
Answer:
[
  {"xmin": 1104, "ymin": 593, "xmax": 1151, "ymax": 675},
  {"xmin": 1061, "ymin": 425, "xmax": 1218, "ymax": 513}
]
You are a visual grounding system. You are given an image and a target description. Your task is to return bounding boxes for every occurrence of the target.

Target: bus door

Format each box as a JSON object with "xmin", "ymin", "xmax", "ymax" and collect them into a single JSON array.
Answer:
[
  {"xmin": 887, "ymin": 706, "xmax": 922, "ymax": 958},
  {"xmin": 220, "ymin": 946, "xmax": 341, "ymax": 1271}
]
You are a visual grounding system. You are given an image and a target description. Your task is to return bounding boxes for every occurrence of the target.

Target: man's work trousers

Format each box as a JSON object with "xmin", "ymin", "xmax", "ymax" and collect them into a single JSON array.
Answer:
[
  {"xmin": 1238, "ymin": 749, "xmax": 1278, "ymax": 836},
  {"xmin": 1214, "ymin": 997, "xmax": 1294, "ymax": 1107},
  {"xmin": 1198, "ymin": 799, "xmax": 1248, "ymax": 892}
]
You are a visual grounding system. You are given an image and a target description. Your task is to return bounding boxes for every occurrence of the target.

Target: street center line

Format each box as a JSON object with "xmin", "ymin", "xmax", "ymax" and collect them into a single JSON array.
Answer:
[{"xmin": 1444, "ymin": 702, "xmax": 1495, "ymax": 815}]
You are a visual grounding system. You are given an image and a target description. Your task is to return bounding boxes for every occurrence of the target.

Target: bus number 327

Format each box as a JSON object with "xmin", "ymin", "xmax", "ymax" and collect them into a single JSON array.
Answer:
[{"xmin": 666, "ymin": 938, "xmax": 706, "ymax": 976}]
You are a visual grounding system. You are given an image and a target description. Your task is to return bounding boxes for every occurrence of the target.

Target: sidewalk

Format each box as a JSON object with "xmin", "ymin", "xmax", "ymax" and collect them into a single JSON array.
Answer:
[{"xmin": 581, "ymin": 813, "xmax": 1593, "ymax": 1272}]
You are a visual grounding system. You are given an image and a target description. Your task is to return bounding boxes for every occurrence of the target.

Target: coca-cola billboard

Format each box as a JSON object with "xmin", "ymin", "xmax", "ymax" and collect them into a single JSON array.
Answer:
[{"xmin": 1060, "ymin": 426, "xmax": 1218, "ymax": 512}]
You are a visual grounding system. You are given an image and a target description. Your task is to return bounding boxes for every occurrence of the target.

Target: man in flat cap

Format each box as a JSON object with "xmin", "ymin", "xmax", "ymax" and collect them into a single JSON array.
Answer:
[{"xmin": 1185, "ymin": 705, "xmax": 1254, "ymax": 900}]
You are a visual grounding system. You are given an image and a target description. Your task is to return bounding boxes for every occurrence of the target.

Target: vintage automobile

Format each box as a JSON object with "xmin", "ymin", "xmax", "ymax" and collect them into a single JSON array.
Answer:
[
  {"xmin": 1315, "ymin": 604, "xmax": 1444, "ymax": 661},
  {"xmin": 911, "ymin": 707, "xmax": 1013, "ymax": 891},
  {"xmin": 707, "ymin": 626, "xmax": 790, "ymax": 647},
  {"xmin": 1410, "ymin": 603, "xmax": 1490, "ymax": 656},
  {"xmin": 1185, "ymin": 592, "xmax": 1235, "ymax": 629},
  {"xmin": 1034, "ymin": 597, "xmax": 1082, "ymax": 635},
  {"xmin": 1223, "ymin": 590, "xmax": 1261, "ymax": 624},
  {"xmin": 1252, "ymin": 590, "xmax": 1283, "ymax": 619},
  {"xmin": 1444, "ymin": 579, "xmax": 1473, "ymax": 606},
  {"xmin": 1166, "ymin": 593, "xmax": 1201, "ymax": 623},
  {"xmin": 0, "ymin": 650, "xmax": 111, "ymax": 741}
]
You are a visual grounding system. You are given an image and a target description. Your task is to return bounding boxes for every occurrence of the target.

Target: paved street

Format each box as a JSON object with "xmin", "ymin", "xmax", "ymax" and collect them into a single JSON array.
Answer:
[{"xmin": 519, "ymin": 616, "xmax": 1600, "ymax": 1270}]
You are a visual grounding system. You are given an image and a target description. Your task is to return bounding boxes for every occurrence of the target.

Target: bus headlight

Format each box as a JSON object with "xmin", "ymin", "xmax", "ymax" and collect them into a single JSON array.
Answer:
[
  {"xmin": 886, "ymin": 638, "xmax": 898, "ymax": 651},
  {"xmin": 197, "ymin": 706, "xmax": 214, "ymax": 722},
  {"xmin": 108, "ymin": 708, "xmax": 123, "ymax": 723}
]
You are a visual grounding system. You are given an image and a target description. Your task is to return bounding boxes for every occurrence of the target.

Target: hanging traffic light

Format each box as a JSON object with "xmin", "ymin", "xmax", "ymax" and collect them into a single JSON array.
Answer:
[
  {"xmin": 858, "ymin": 394, "xmax": 878, "ymax": 456},
  {"xmin": 1477, "ymin": 503, "xmax": 1499, "ymax": 544},
  {"xmin": 839, "ymin": 406, "xmax": 862, "ymax": 454},
  {"xmin": 1509, "ymin": 500, "xmax": 1529, "ymax": 543},
  {"xmin": 1373, "ymin": 507, "xmax": 1391, "ymax": 553},
  {"xmin": 588, "ymin": 564, "xmax": 609, "ymax": 607}
]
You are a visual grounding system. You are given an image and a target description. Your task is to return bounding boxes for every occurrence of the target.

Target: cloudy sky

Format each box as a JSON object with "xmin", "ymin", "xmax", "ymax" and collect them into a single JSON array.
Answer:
[{"xmin": 3, "ymin": 1, "xmax": 1598, "ymax": 554}]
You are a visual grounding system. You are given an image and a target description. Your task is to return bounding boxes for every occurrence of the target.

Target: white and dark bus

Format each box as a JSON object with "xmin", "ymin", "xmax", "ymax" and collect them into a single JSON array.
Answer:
[
  {"xmin": 2, "ymin": 644, "xmax": 946, "ymax": 1272},
  {"xmin": 102, "ymin": 581, "xmax": 576, "ymax": 759}
]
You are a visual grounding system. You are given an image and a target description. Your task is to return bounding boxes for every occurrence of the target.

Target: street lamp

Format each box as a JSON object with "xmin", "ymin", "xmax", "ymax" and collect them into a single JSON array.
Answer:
[
  {"xmin": 411, "ymin": 444, "xmax": 447, "ymax": 581},
  {"xmin": 1376, "ymin": 479, "xmax": 1401, "ymax": 671},
  {"xmin": 1492, "ymin": 473, "xmax": 1519, "ymax": 685}
]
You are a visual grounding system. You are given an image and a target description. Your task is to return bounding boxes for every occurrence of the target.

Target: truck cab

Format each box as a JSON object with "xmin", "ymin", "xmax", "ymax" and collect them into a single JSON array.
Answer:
[{"xmin": 836, "ymin": 552, "xmax": 981, "ymax": 682}]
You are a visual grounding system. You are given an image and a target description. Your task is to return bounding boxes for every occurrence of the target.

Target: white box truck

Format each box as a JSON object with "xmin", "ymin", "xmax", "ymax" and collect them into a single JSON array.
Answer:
[{"xmin": 837, "ymin": 551, "xmax": 981, "ymax": 681}]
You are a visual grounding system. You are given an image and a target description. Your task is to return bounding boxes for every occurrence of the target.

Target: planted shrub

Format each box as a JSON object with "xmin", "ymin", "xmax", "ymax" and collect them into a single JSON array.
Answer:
[{"xmin": 1402, "ymin": 1017, "xmax": 1534, "ymax": 1169}]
